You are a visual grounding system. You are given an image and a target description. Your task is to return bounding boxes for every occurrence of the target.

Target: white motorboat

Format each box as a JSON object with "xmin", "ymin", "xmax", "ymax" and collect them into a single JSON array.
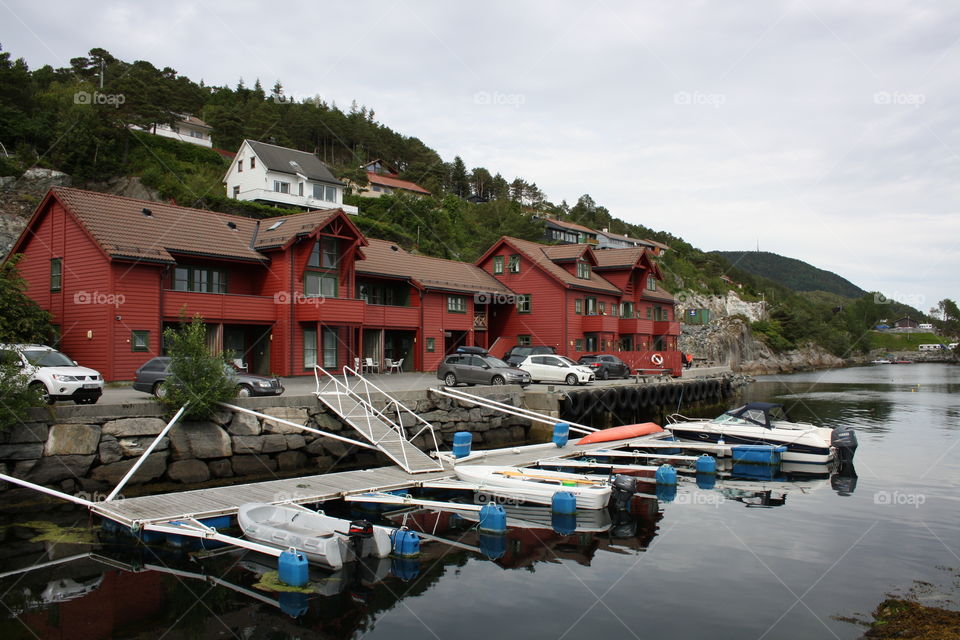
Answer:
[
  {"xmin": 453, "ymin": 465, "xmax": 614, "ymax": 510},
  {"xmin": 457, "ymin": 502, "xmax": 612, "ymax": 532},
  {"xmin": 666, "ymin": 402, "xmax": 857, "ymax": 465},
  {"xmin": 237, "ymin": 503, "xmax": 393, "ymax": 570}
]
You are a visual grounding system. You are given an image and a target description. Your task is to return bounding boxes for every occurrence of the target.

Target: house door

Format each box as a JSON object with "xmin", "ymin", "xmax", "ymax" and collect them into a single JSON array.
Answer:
[
  {"xmin": 444, "ymin": 330, "xmax": 468, "ymax": 355},
  {"xmin": 251, "ymin": 328, "xmax": 271, "ymax": 376}
]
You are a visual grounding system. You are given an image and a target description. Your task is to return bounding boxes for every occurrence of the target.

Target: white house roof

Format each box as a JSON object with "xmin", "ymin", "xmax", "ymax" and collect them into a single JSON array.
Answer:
[{"xmin": 245, "ymin": 140, "xmax": 344, "ymax": 186}]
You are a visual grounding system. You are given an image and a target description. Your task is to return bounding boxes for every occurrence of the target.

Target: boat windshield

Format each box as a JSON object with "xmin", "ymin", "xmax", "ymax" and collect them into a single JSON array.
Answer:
[{"xmin": 713, "ymin": 413, "xmax": 749, "ymax": 425}]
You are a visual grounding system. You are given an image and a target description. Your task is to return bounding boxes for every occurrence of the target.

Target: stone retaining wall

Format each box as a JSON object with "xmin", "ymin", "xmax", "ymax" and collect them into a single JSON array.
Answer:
[{"xmin": 0, "ymin": 387, "xmax": 537, "ymax": 497}]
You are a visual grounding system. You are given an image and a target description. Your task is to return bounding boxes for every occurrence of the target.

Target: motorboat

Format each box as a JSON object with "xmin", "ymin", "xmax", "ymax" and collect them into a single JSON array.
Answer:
[
  {"xmin": 665, "ymin": 402, "xmax": 857, "ymax": 465},
  {"xmin": 237, "ymin": 503, "xmax": 393, "ymax": 569},
  {"xmin": 453, "ymin": 465, "xmax": 615, "ymax": 510},
  {"xmin": 457, "ymin": 502, "xmax": 612, "ymax": 533},
  {"xmin": 871, "ymin": 359, "xmax": 892, "ymax": 364}
]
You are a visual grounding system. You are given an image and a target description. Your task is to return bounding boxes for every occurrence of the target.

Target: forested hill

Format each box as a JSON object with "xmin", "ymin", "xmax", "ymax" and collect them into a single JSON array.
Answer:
[{"xmin": 712, "ymin": 251, "xmax": 867, "ymax": 299}]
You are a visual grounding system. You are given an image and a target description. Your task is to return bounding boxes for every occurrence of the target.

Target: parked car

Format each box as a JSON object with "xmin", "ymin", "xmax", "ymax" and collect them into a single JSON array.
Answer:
[
  {"xmin": 437, "ymin": 353, "xmax": 531, "ymax": 387},
  {"xmin": 132, "ymin": 357, "xmax": 284, "ymax": 398},
  {"xmin": 0, "ymin": 344, "xmax": 104, "ymax": 404},
  {"xmin": 517, "ymin": 354, "xmax": 595, "ymax": 385},
  {"xmin": 577, "ymin": 354, "xmax": 631, "ymax": 380},
  {"xmin": 502, "ymin": 345, "xmax": 557, "ymax": 366}
]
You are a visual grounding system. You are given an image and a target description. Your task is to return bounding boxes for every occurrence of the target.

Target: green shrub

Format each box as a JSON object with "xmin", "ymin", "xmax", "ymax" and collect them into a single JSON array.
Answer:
[
  {"xmin": 0, "ymin": 355, "xmax": 43, "ymax": 431},
  {"xmin": 160, "ymin": 315, "xmax": 237, "ymax": 419}
]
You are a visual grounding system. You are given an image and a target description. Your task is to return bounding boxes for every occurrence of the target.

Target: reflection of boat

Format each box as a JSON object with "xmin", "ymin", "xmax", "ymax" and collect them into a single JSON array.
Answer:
[
  {"xmin": 871, "ymin": 359, "xmax": 892, "ymax": 364},
  {"xmin": 458, "ymin": 503, "xmax": 612, "ymax": 533},
  {"xmin": 240, "ymin": 553, "xmax": 392, "ymax": 597},
  {"xmin": 716, "ymin": 474, "xmax": 829, "ymax": 508},
  {"xmin": 40, "ymin": 575, "xmax": 104, "ymax": 603},
  {"xmin": 454, "ymin": 465, "xmax": 613, "ymax": 509},
  {"xmin": 666, "ymin": 402, "xmax": 857, "ymax": 464},
  {"xmin": 237, "ymin": 503, "xmax": 392, "ymax": 569}
]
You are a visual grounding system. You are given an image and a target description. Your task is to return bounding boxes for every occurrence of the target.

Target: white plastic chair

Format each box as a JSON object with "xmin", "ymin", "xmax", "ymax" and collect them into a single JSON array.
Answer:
[
  {"xmin": 389, "ymin": 358, "xmax": 403, "ymax": 374},
  {"xmin": 232, "ymin": 358, "xmax": 248, "ymax": 372},
  {"xmin": 364, "ymin": 357, "xmax": 380, "ymax": 374},
  {"xmin": 354, "ymin": 357, "xmax": 361, "ymax": 372},
  {"xmin": 384, "ymin": 358, "xmax": 393, "ymax": 373}
]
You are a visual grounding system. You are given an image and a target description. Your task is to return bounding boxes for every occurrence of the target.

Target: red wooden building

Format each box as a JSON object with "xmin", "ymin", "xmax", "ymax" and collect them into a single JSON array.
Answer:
[{"xmin": 9, "ymin": 188, "xmax": 679, "ymax": 380}]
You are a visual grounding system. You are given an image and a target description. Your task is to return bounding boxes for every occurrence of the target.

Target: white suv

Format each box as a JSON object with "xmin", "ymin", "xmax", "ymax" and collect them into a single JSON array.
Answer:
[{"xmin": 0, "ymin": 344, "xmax": 104, "ymax": 404}]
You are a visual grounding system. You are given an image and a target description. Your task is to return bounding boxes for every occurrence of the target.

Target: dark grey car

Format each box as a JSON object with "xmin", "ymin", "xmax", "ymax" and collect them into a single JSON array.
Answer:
[
  {"xmin": 437, "ymin": 354, "xmax": 531, "ymax": 387},
  {"xmin": 502, "ymin": 345, "xmax": 557, "ymax": 366},
  {"xmin": 132, "ymin": 357, "xmax": 284, "ymax": 398},
  {"xmin": 577, "ymin": 354, "xmax": 632, "ymax": 380}
]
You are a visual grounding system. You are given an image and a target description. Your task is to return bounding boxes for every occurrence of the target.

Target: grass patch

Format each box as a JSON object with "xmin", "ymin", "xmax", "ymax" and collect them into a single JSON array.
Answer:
[
  {"xmin": 1, "ymin": 521, "xmax": 97, "ymax": 545},
  {"xmin": 252, "ymin": 569, "xmax": 334, "ymax": 594},
  {"xmin": 869, "ymin": 332, "xmax": 953, "ymax": 351}
]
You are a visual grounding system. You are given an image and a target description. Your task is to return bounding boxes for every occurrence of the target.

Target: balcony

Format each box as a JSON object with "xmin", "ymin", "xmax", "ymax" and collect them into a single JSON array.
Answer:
[
  {"xmin": 292, "ymin": 296, "xmax": 365, "ymax": 323},
  {"xmin": 618, "ymin": 317, "xmax": 655, "ymax": 335},
  {"xmin": 237, "ymin": 188, "xmax": 359, "ymax": 215},
  {"xmin": 162, "ymin": 290, "xmax": 276, "ymax": 322},
  {"xmin": 364, "ymin": 303, "xmax": 420, "ymax": 327},
  {"xmin": 581, "ymin": 313, "xmax": 619, "ymax": 333},
  {"xmin": 474, "ymin": 311, "xmax": 488, "ymax": 330},
  {"xmin": 653, "ymin": 321, "xmax": 681, "ymax": 336}
]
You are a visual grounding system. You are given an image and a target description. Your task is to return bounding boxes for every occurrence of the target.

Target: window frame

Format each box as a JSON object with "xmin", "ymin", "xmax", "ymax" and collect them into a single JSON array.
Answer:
[
  {"xmin": 50, "ymin": 258, "xmax": 62, "ymax": 292},
  {"xmin": 493, "ymin": 255, "xmax": 504, "ymax": 275},
  {"xmin": 303, "ymin": 326, "xmax": 318, "ymax": 369},
  {"xmin": 447, "ymin": 295, "xmax": 467, "ymax": 313},
  {"xmin": 517, "ymin": 335, "xmax": 531, "ymax": 347},
  {"xmin": 131, "ymin": 330, "xmax": 150, "ymax": 352},
  {"xmin": 426, "ymin": 337, "xmax": 436, "ymax": 353},
  {"xmin": 516, "ymin": 294, "xmax": 531, "ymax": 314},
  {"xmin": 575, "ymin": 299, "xmax": 583, "ymax": 315},
  {"xmin": 172, "ymin": 266, "xmax": 227, "ymax": 294},
  {"xmin": 576, "ymin": 261, "xmax": 591, "ymax": 279},
  {"xmin": 508, "ymin": 254, "xmax": 521, "ymax": 273}
]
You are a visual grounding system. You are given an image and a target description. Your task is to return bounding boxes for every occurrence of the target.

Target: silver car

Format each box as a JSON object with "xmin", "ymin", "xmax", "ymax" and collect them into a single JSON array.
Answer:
[{"xmin": 437, "ymin": 353, "xmax": 531, "ymax": 387}]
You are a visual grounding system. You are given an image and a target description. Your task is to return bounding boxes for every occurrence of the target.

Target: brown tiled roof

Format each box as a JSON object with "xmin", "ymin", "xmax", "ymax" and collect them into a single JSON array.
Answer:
[
  {"xmin": 541, "ymin": 244, "xmax": 591, "ymax": 261},
  {"xmin": 501, "ymin": 237, "xmax": 620, "ymax": 294},
  {"xmin": 593, "ymin": 247, "xmax": 645, "ymax": 268},
  {"xmin": 366, "ymin": 172, "xmax": 431, "ymax": 195},
  {"xmin": 252, "ymin": 209, "xmax": 342, "ymax": 250},
  {"xmin": 543, "ymin": 217, "xmax": 597, "ymax": 235},
  {"xmin": 358, "ymin": 239, "xmax": 510, "ymax": 295},
  {"xmin": 641, "ymin": 288, "xmax": 676, "ymax": 303},
  {"xmin": 49, "ymin": 187, "xmax": 265, "ymax": 263},
  {"xmin": 180, "ymin": 114, "xmax": 212, "ymax": 129}
]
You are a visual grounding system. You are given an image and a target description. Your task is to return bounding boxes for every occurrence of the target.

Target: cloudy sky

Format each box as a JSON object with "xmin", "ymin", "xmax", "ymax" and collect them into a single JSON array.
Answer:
[{"xmin": 3, "ymin": 1, "xmax": 958, "ymax": 309}]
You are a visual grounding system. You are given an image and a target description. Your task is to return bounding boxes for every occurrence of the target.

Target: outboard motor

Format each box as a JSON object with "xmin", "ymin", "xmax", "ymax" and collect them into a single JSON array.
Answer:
[
  {"xmin": 831, "ymin": 426, "xmax": 858, "ymax": 465},
  {"xmin": 609, "ymin": 474, "xmax": 638, "ymax": 512},
  {"xmin": 347, "ymin": 519, "xmax": 374, "ymax": 560}
]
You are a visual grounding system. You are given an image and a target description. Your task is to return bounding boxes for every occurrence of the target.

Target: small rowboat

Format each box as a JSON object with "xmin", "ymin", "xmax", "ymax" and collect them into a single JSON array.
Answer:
[
  {"xmin": 237, "ymin": 503, "xmax": 393, "ymax": 569},
  {"xmin": 578, "ymin": 422, "xmax": 663, "ymax": 444},
  {"xmin": 453, "ymin": 465, "xmax": 613, "ymax": 509}
]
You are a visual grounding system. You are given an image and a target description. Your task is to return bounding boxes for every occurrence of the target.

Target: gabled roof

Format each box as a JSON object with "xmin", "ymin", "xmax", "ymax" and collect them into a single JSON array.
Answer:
[
  {"xmin": 491, "ymin": 237, "xmax": 620, "ymax": 294},
  {"xmin": 358, "ymin": 239, "xmax": 509, "ymax": 295},
  {"xmin": 244, "ymin": 140, "xmax": 343, "ymax": 185},
  {"xmin": 180, "ymin": 114, "xmax": 212, "ymax": 129},
  {"xmin": 253, "ymin": 208, "xmax": 366, "ymax": 251},
  {"xmin": 592, "ymin": 247, "xmax": 664, "ymax": 279},
  {"xmin": 541, "ymin": 244, "xmax": 595, "ymax": 263},
  {"xmin": 543, "ymin": 217, "xmax": 597, "ymax": 235},
  {"xmin": 366, "ymin": 172, "xmax": 431, "ymax": 195}
]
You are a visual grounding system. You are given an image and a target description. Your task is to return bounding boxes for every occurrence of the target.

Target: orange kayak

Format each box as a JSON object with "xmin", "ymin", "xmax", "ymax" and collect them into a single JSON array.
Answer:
[{"xmin": 578, "ymin": 422, "xmax": 664, "ymax": 444}]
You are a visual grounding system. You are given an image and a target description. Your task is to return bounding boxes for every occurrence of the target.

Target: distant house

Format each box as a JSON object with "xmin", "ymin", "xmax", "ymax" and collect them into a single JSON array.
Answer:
[
  {"xmin": 596, "ymin": 228, "xmax": 669, "ymax": 256},
  {"xmin": 918, "ymin": 323, "xmax": 934, "ymax": 331},
  {"xmin": 542, "ymin": 218, "xmax": 598, "ymax": 245},
  {"xmin": 353, "ymin": 160, "xmax": 431, "ymax": 198},
  {"xmin": 223, "ymin": 140, "xmax": 359, "ymax": 214},
  {"xmin": 134, "ymin": 114, "xmax": 213, "ymax": 148},
  {"xmin": 893, "ymin": 316, "xmax": 919, "ymax": 329}
]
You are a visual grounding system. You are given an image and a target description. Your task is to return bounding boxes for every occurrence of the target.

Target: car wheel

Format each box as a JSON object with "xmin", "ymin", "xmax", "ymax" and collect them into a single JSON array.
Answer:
[
  {"xmin": 622, "ymin": 369, "xmax": 632, "ymax": 379},
  {"xmin": 153, "ymin": 382, "xmax": 168, "ymax": 399},
  {"xmin": 444, "ymin": 373, "xmax": 457, "ymax": 387},
  {"xmin": 237, "ymin": 384, "xmax": 253, "ymax": 398},
  {"xmin": 599, "ymin": 369, "xmax": 609, "ymax": 381},
  {"xmin": 565, "ymin": 374, "xmax": 578, "ymax": 386},
  {"xmin": 29, "ymin": 381, "xmax": 53, "ymax": 405},
  {"xmin": 491, "ymin": 375, "xmax": 506, "ymax": 385},
  {"xmin": 74, "ymin": 397, "xmax": 97, "ymax": 405}
]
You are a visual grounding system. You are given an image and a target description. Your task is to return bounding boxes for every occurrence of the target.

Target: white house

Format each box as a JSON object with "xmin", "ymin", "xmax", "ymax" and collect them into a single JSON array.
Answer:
[
  {"xmin": 137, "ymin": 114, "xmax": 213, "ymax": 148},
  {"xmin": 596, "ymin": 228, "xmax": 668, "ymax": 255},
  {"xmin": 223, "ymin": 140, "xmax": 358, "ymax": 214}
]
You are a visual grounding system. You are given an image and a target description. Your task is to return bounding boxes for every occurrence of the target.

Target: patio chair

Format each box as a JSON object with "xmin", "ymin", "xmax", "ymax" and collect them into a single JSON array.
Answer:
[
  {"xmin": 232, "ymin": 358, "xmax": 248, "ymax": 372},
  {"xmin": 364, "ymin": 357, "xmax": 379, "ymax": 374},
  {"xmin": 353, "ymin": 357, "xmax": 361, "ymax": 373},
  {"xmin": 384, "ymin": 358, "xmax": 393, "ymax": 373},
  {"xmin": 389, "ymin": 358, "xmax": 403, "ymax": 374}
]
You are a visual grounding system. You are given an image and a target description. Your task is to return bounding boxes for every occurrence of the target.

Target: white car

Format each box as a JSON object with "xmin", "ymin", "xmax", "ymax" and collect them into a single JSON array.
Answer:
[
  {"xmin": 0, "ymin": 344, "xmax": 104, "ymax": 404},
  {"xmin": 517, "ymin": 354, "xmax": 595, "ymax": 385}
]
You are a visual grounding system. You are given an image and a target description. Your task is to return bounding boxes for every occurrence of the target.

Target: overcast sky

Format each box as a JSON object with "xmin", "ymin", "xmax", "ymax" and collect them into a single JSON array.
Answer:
[{"xmin": 3, "ymin": 1, "xmax": 958, "ymax": 310}]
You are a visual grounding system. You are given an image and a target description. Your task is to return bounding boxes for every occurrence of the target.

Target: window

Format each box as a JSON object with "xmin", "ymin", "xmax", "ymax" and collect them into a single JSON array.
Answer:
[
  {"xmin": 172, "ymin": 266, "xmax": 227, "ymax": 293},
  {"xmin": 599, "ymin": 302, "xmax": 606, "ymax": 315},
  {"xmin": 585, "ymin": 297, "xmax": 597, "ymax": 315},
  {"xmin": 576, "ymin": 261, "xmax": 590, "ymax": 279},
  {"xmin": 326, "ymin": 185, "xmax": 337, "ymax": 202},
  {"xmin": 516, "ymin": 294, "xmax": 531, "ymax": 313},
  {"xmin": 372, "ymin": 185, "xmax": 382, "ymax": 192},
  {"xmin": 322, "ymin": 327, "xmax": 337, "ymax": 368},
  {"xmin": 305, "ymin": 237, "xmax": 339, "ymax": 297},
  {"xmin": 447, "ymin": 295, "xmax": 467, "ymax": 313},
  {"xmin": 621, "ymin": 301, "xmax": 634, "ymax": 318},
  {"xmin": 50, "ymin": 258, "xmax": 62, "ymax": 292},
  {"xmin": 304, "ymin": 272, "xmax": 337, "ymax": 297},
  {"xmin": 585, "ymin": 335, "xmax": 598, "ymax": 351},
  {"xmin": 620, "ymin": 336, "xmax": 633, "ymax": 351},
  {"xmin": 273, "ymin": 180, "xmax": 290, "ymax": 193},
  {"xmin": 232, "ymin": 186, "xmax": 240, "ymax": 198},
  {"xmin": 313, "ymin": 184, "xmax": 326, "ymax": 199},
  {"xmin": 611, "ymin": 304, "xmax": 618, "ymax": 316},
  {"xmin": 250, "ymin": 157, "xmax": 255, "ymax": 169},
  {"xmin": 646, "ymin": 306, "xmax": 652, "ymax": 319},
  {"xmin": 517, "ymin": 335, "xmax": 531, "ymax": 347},
  {"xmin": 575, "ymin": 338, "xmax": 583, "ymax": 352},
  {"xmin": 303, "ymin": 327, "xmax": 317, "ymax": 369},
  {"xmin": 426, "ymin": 337, "xmax": 435, "ymax": 352},
  {"xmin": 647, "ymin": 277, "xmax": 657, "ymax": 291},
  {"xmin": 237, "ymin": 159, "xmax": 243, "ymax": 172},
  {"xmin": 575, "ymin": 299, "xmax": 583, "ymax": 314},
  {"xmin": 508, "ymin": 254, "xmax": 520, "ymax": 273},
  {"xmin": 298, "ymin": 182, "xmax": 304, "ymax": 196},
  {"xmin": 493, "ymin": 256, "xmax": 504, "ymax": 275},
  {"xmin": 130, "ymin": 331, "xmax": 149, "ymax": 352}
]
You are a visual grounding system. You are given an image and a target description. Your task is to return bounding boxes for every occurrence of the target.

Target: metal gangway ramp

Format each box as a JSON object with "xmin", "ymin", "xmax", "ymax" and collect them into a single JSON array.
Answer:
[{"xmin": 314, "ymin": 366, "xmax": 444, "ymax": 474}]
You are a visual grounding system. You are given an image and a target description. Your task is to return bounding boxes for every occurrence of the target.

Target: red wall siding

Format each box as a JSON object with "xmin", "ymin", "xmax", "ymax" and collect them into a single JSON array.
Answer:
[{"xmin": 112, "ymin": 262, "xmax": 163, "ymax": 379}]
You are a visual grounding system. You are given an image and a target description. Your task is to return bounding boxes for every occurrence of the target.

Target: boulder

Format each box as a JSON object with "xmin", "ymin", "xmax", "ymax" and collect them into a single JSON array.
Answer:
[
  {"xmin": 261, "ymin": 407, "xmax": 309, "ymax": 434},
  {"xmin": 209, "ymin": 410, "xmax": 233, "ymax": 426},
  {"xmin": 305, "ymin": 439, "xmax": 327, "ymax": 455},
  {"xmin": 27, "ymin": 454, "xmax": 96, "ymax": 485},
  {"xmin": 311, "ymin": 455, "xmax": 335, "ymax": 471},
  {"xmin": 313, "ymin": 412, "xmax": 344, "ymax": 432},
  {"xmin": 261, "ymin": 434, "xmax": 288, "ymax": 454},
  {"xmin": 117, "ymin": 436, "xmax": 169, "ymax": 458},
  {"xmin": 277, "ymin": 451, "xmax": 307, "ymax": 472},
  {"xmin": 90, "ymin": 452, "xmax": 168, "ymax": 485},
  {"xmin": 208, "ymin": 459, "xmax": 233, "ymax": 478},
  {"xmin": 284, "ymin": 434, "xmax": 306, "ymax": 450},
  {"xmin": 98, "ymin": 436, "xmax": 123, "ymax": 464},
  {"xmin": 0, "ymin": 443, "xmax": 44, "ymax": 461},
  {"xmin": 0, "ymin": 423, "xmax": 49, "ymax": 444},
  {"xmin": 168, "ymin": 422, "xmax": 232, "ymax": 460},
  {"xmin": 102, "ymin": 418, "xmax": 167, "ymax": 438},
  {"xmin": 321, "ymin": 439, "xmax": 355, "ymax": 459},
  {"xmin": 167, "ymin": 460, "xmax": 211, "ymax": 484},
  {"xmin": 228, "ymin": 412, "xmax": 261, "ymax": 436},
  {"xmin": 44, "ymin": 424, "xmax": 101, "ymax": 456},
  {"xmin": 231, "ymin": 455, "xmax": 277, "ymax": 476},
  {"xmin": 231, "ymin": 435, "xmax": 263, "ymax": 455}
]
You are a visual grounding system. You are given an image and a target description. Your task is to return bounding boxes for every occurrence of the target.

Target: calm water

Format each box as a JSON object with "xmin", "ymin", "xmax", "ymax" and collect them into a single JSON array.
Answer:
[{"xmin": 1, "ymin": 364, "xmax": 958, "ymax": 639}]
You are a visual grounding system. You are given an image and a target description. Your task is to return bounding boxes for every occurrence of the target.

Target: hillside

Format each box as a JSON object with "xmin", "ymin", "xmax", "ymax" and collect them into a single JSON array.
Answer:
[{"xmin": 713, "ymin": 251, "xmax": 866, "ymax": 298}]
